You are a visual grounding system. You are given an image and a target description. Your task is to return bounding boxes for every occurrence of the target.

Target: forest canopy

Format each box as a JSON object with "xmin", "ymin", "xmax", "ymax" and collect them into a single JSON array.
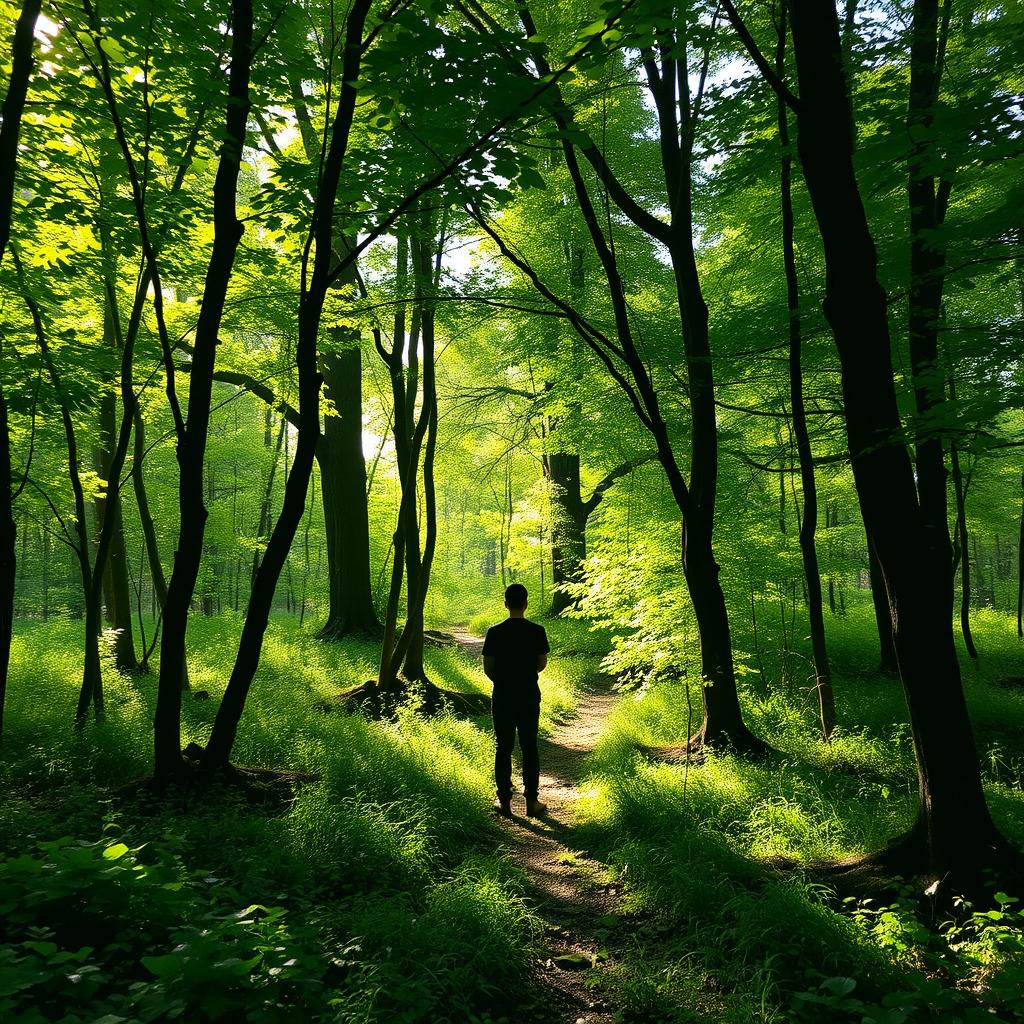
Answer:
[{"xmin": 1, "ymin": 0, "xmax": 1024, "ymax": 1021}]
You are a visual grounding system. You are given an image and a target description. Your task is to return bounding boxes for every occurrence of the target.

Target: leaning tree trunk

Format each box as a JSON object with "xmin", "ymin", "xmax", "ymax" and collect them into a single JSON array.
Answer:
[
  {"xmin": 787, "ymin": 0, "xmax": 1008, "ymax": 878},
  {"xmin": 202, "ymin": 0, "xmax": 374, "ymax": 769},
  {"xmin": 777, "ymin": 9, "xmax": 834, "ymax": 738},
  {"xmin": 0, "ymin": 0, "xmax": 42, "ymax": 740},
  {"xmin": 527, "ymin": 5, "xmax": 765, "ymax": 752},
  {"xmin": 154, "ymin": 0, "xmax": 253, "ymax": 780}
]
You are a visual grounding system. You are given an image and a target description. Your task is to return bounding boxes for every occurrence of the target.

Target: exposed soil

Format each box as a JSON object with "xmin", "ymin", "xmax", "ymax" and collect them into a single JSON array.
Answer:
[{"xmin": 452, "ymin": 629, "xmax": 628, "ymax": 1023}]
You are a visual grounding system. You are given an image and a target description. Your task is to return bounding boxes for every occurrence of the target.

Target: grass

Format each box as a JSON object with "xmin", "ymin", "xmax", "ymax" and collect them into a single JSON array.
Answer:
[
  {"xmin": 0, "ymin": 614, "xmax": 586, "ymax": 1023},
  {"xmin": 3, "ymin": 603, "xmax": 1024, "ymax": 1022},
  {"xmin": 561, "ymin": 602, "xmax": 1024, "ymax": 1021}
]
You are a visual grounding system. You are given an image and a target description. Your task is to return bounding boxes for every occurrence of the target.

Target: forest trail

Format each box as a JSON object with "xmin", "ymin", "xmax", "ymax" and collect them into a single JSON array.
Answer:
[{"xmin": 452, "ymin": 630, "xmax": 626, "ymax": 1023}]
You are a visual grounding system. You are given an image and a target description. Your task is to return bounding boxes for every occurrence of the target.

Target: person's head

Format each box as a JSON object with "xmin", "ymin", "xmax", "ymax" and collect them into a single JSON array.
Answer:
[{"xmin": 504, "ymin": 583, "xmax": 528, "ymax": 614}]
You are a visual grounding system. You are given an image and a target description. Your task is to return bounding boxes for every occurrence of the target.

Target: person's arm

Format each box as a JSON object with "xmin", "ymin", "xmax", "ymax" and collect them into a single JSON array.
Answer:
[
  {"xmin": 537, "ymin": 626, "xmax": 550, "ymax": 672},
  {"xmin": 484, "ymin": 655, "xmax": 498, "ymax": 683}
]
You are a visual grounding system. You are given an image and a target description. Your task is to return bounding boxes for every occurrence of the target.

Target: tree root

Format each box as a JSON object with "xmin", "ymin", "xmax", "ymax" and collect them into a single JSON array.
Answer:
[
  {"xmin": 115, "ymin": 747, "xmax": 317, "ymax": 812},
  {"xmin": 637, "ymin": 725, "xmax": 773, "ymax": 764},
  {"xmin": 317, "ymin": 618, "xmax": 384, "ymax": 642},
  {"xmin": 330, "ymin": 676, "xmax": 491, "ymax": 720},
  {"xmin": 804, "ymin": 824, "xmax": 1024, "ymax": 906}
]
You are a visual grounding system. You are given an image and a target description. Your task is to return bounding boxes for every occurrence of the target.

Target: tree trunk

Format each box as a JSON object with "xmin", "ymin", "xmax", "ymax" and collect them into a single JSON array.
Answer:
[
  {"xmin": 155, "ymin": 0, "xmax": 253, "ymax": 779},
  {"xmin": 787, "ymin": 0, "xmax": 1008, "ymax": 878},
  {"xmin": 948, "ymin": 417, "xmax": 978, "ymax": 658},
  {"xmin": 131, "ymin": 412, "xmax": 188, "ymax": 688},
  {"xmin": 1018, "ymin": 472, "xmax": 1023, "ymax": 639},
  {"xmin": 0, "ymin": 392, "xmax": 15, "ymax": 740},
  {"xmin": 286, "ymin": 81, "xmax": 380, "ymax": 642},
  {"xmin": 777, "ymin": 9, "xmax": 834, "ymax": 739},
  {"xmin": 94, "ymin": 387, "xmax": 138, "ymax": 672},
  {"xmin": 545, "ymin": 451, "xmax": 586, "ymax": 614},
  {"xmin": 0, "ymin": 0, "xmax": 42, "ymax": 740},
  {"xmin": 202, "ymin": 0, "xmax": 373, "ymax": 768},
  {"xmin": 317, "ymin": 345, "xmax": 380, "ymax": 637},
  {"xmin": 397, "ymin": 227, "xmax": 441, "ymax": 683},
  {"xmin": 250, "ymin": 414, "xmax": 286, "ymax": 596}
]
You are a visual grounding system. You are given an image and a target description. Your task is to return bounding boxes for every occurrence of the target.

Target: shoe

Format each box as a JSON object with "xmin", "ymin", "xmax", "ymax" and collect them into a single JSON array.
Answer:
[
  {"xmin": 495, "ymin": 796, "xmax": 513, "ymax": 818},
  {"xmin": 525, "ymin": 797, "xmax": 548, "ymax": 818}
]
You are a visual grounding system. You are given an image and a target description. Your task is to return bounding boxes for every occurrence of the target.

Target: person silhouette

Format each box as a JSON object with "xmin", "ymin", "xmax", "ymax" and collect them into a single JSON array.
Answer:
[{"xmin": 482, "ymin": 583, "xmax": 550, "ymax": 818}]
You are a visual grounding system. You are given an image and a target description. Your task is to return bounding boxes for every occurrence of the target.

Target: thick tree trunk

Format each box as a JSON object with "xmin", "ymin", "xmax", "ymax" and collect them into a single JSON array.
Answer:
[
  {"xmin": 545, "ymin": 451, "xmax": 586, "ymax": 614},
  {"xmin": 317, "ymin": 345, "xmax": 380, "ymax": 637},
  {"xmin": 286, "ymin": 83, "xmax": 380, "ymax": 642},
  {"xmin": 0, "ymin": 0, "xmax": 42, "ymax": 740},
  {"xmin": 787, "ymin": 0, "xmax": 1007, "ymax": 878},
  {"xmin": 777, "ymin": 11, "xmax": 834, "ymax": 739},
  {"xmin": 155, "ymin": 0, "xmax": 253, "ymax": 779},
  {"xmin": 202, "ymin": 0, "xmax": 373, "ymax": 768}
]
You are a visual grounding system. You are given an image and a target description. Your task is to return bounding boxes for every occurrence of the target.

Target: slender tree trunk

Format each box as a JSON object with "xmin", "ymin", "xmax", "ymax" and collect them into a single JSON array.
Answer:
[
  {"xmin": 155, "ymin": 0, "xmax": 253, "ymax": 779},
  {"xmin": 202, "ymin": 0, "xmax": 373, "ymax": 768},
  {"xmin": 250, "ymin": 414, "xmax": 286, "ymax": 596},
  {"xmin": 786, "ymin": 0, "xmax": 1007, "ymax": 877},
  {"xmin": 94, "ymin": 388, "xmax": 138, "ymax": 671},
  {"xmin": 0, "ymin": 392, "xmax": 14, "ymax": 739},
  {"xmin": 1017, "ymin": 472, "xmax": 1023, "ymax": 638},
  {"xmin": 777, "ymin": 10, "xmax": 834, "ymax": 738},
  {"xmin": 948, "ymin": 393, "xmax": 978, "ymax": 657},
  {"xmin": 396, "ymin": 226, "xmax": 442, "ymax": 683},
  {"xmin": 0, "ymin": 0, "xmax": 42, "ymax": 741},
  {"xmin": 131, "ymin": 412, "xmax": 188, "ymax": 687}
]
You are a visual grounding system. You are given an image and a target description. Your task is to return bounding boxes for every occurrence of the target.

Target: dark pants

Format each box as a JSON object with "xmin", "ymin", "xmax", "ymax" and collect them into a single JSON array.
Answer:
[{"xmin": 492, "ymin": 688, "xmax": 540, "ymax": 800}]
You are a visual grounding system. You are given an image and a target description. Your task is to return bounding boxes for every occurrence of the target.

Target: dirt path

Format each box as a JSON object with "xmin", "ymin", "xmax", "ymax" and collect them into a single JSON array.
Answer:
[{"xmin": 451, "ymin": 630, "xmax": 626, "ymax": 1023}]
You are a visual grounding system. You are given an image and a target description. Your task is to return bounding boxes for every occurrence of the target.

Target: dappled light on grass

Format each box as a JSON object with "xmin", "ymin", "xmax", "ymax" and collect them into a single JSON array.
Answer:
[{"xmin": 0, "ymin": 619, "xmax": 554, "ymax": 1022}]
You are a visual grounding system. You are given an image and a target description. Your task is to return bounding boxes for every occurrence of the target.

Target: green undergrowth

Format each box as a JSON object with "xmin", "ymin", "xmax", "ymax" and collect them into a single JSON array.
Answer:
[
  {"xmin": 0, "ymin": 616, "xmax": 587, "ymax": 1023},
  {"xmin": 566, "ymin": 605, "xmax": 1024, "ymax": 1023}
]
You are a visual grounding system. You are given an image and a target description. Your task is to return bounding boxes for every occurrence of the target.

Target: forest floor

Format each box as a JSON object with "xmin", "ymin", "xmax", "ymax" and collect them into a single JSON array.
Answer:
[{"xmin": 453, "ymin": 630, "xmax": 628, "ymax": 1024}]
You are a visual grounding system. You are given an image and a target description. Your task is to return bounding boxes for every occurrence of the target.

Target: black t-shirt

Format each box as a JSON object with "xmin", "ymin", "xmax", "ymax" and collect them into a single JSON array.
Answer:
[{"xmin": 482, "ymin": 618, "xmax": 550, "ymax": 695}]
